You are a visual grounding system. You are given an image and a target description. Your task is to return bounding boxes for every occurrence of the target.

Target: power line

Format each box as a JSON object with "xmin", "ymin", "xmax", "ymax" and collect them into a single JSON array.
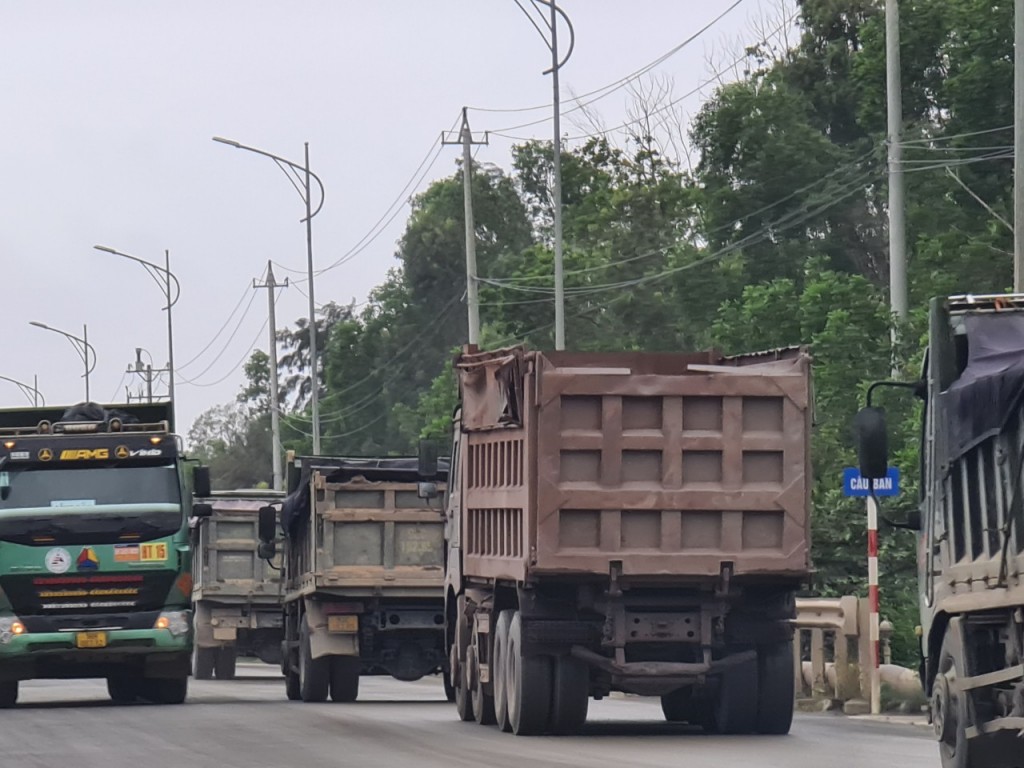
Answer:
[
  {"xmin": 490, "ymin": 10, "xmax": 797, "ymax": 143},
  {"xmin": 176, "ymin": 282, "xmax": 252, "ymax": 371},
  {"xmin": 179, "ymin": 315, "xmax": 271, "ymax": 389},
  {"xmin": 176, "ymin": 290, "xmax": 260, "ymax": 385},
  {"xmin": 472, "ymin": 0, "xmax": 748, "ymax": 120}
]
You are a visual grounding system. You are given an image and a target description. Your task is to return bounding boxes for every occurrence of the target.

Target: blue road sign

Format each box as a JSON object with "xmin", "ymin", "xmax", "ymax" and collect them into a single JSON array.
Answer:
[{"xmin": 842, "ymin": 467, "xmax": 901, "ymax": 497}]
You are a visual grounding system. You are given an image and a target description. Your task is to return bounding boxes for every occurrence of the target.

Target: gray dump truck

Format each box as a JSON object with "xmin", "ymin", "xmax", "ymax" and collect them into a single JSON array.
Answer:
[
  {"xmin": 257, "ymin": 456, "xmax": 449, "ymax": 702},
  {"xmin": 191, "ymin": 489, "xmax": 285, "ymax": 680},
  {"xmin": 443, "ymin": 345, "xmax": 812, "ymax": 735},
  {"xmin": 857, "ymin": 294, "xmax": 1024, "ymax": 768}
]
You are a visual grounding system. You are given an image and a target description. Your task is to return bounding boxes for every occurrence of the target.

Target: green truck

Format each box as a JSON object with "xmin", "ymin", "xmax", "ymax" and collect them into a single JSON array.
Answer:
[{"xmin": 0, "ymin": 402, "xmax": 210, "ymax": 707}]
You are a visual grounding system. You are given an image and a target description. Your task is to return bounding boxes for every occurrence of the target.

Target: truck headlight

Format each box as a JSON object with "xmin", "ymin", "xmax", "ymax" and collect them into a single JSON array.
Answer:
[
  {"xmin": 154, "ymin": 610, "xmax": 191, "ymax": 637},
  {"xmin": 0, "ymin": 616, "xmax": 26, "ymax": 645}
]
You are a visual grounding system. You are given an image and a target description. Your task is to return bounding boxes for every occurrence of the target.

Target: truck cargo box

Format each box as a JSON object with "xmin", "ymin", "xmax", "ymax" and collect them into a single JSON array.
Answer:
[{"xmin": 456, "ymin": 346, "xmax": 811, "ymax": 584}]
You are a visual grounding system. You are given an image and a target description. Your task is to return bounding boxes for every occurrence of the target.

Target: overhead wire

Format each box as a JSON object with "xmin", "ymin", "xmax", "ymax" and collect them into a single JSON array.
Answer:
[
  {"xmin": 473, "ymin": 0, "xmax": 747, "ymax": 120},
  {"xmin": 176, "ymin": 282, "xmax": 252, "ymax": 371},
  {"xmin": 490, "ymin": 9, "xmax": 797, "ymax": 143}
]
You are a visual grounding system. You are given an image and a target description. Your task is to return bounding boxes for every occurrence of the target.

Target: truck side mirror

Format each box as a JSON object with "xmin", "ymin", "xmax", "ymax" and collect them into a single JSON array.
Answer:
[
  {"xmin": 417, "ymin": 481, "xmax": 439, "ymax": 500},
  {"xmin": 258, "ymin": 505, "xmax": 277, "ymax": 543},
  {"xmin": 192, "ymin": 503, "xmax": 213, "ymax": 519},
  {"xmin": 193, "ymin": 466, "xmax": 211, "ymax": 498},
  {"xmin": 418, "ymin": 439, "xmax": 438, "ymax": 478},
  {"xmin": 853, "ymin": 406, "xmax": 889, "ymax": 480},
  {"xmin": 257, "ymin": 541, "xmax": 277, "ymax": 560}
]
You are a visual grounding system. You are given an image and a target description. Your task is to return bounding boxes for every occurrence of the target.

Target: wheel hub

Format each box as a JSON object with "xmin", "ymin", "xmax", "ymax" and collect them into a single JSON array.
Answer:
[{"xmin": 932, "ymin": 674, "xmax": 954, "ymax": 744}]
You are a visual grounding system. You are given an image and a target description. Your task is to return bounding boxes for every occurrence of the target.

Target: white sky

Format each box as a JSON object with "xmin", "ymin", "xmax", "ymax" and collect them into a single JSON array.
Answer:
[{"xmin": 0, "ymin": 0, "xmax": 792, "ymax": 436}]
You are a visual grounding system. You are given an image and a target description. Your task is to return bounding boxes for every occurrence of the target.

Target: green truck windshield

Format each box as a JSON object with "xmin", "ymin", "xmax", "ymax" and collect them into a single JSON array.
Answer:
[{"xmin": 0, "ymin": 464, "xmax": 181, "ymax": 510}]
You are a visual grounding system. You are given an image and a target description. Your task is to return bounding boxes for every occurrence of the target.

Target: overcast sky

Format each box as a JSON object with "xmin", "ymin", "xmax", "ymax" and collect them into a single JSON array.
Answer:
[{"xmin": 0, "ymin": 0, "xmax": 792, "ymax": 438}]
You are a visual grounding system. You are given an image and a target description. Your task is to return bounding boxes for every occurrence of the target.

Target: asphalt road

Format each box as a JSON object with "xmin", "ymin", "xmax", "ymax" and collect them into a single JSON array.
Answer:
[{"xmin": 2, "ymin": 664, "xmax": 938, "ymax": 768}]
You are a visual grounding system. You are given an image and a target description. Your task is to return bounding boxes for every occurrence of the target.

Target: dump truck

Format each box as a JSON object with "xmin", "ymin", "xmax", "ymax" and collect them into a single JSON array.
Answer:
[
  {"xmin": 856, "ymin": 294, "xmax": 1024, "ymax": 768},
  {"xmin": 257, "ymin": 455, "xmax": 449, "ymax": 702},
  {"xmin": 0, "ymin": 401, "xmax": 210, "ymax": 706},
  {"xmin": 442, "ymin": 345, "xmax": 812, "ymax": 735},
  {"xmin": 191, "ymin": 489, "xmax": 285, "ymax": 680}
]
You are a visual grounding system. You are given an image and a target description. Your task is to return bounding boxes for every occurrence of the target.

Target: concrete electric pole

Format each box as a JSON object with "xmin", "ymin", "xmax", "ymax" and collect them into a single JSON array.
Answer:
[
  {"xmin": 254, "ymin": 262, "xmax": 288, "ymax": 491},
  {"xmin": 886, "ymin": 0, "xmax": 908, "ymax": 320},
  {"xmin": 443, "ymin": 108, "xmax": 489, "ymax": 345}
]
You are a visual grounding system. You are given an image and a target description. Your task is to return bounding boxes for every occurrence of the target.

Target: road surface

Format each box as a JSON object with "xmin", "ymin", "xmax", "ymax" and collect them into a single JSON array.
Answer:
[{"xmin": 2, "ymin": 664, "xmax": 937, "ymax": 768}]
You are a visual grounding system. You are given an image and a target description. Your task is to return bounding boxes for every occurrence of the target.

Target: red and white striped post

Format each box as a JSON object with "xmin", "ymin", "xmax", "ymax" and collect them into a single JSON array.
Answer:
[{"xmin": 866, "ymin": 494, "xmax": 881, "ymax": 714}]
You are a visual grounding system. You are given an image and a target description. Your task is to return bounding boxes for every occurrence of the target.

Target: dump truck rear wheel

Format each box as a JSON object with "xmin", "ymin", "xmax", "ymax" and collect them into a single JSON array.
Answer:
[
  {"xmin": 193, "ymin": 646, "xmax": 215, "ymax": 680},
  {"xmin": 507, "ymin": 611, "xmax": 552, "ymax": 736},
  {"xmin": 661, "ymin": 687, "xmax": 695, "ymax": 722},
  {"xmin": 467, "ymin": 644, "xmax": 496, "ymax": 725},
  {"xmin": 330, "ymin": 657, "xmax": 360, "ymax": 702},
  {"xmin": 299, "ymin": 620, "xmax": 329, "ymax": 702},
  {"xmin": 285, "ymin": 666, "xmax": 302, "ymax": 701},
  {"xmin": 756, "ymin": 640, "xmax": 794, "ymax": 734},
  {"xmin": 443, "ymin": 669, "xmax": 456, "ymax": 702},
  {"xmin": 493, "ymin": 610, "xmax": 513, "ymax": 732},
  {"xmin": 706, "ymin": 654, "xmax": 758, "ymax": 734},
  {"xmin": 934, "ymin": 628, "xmax": 970, "ymax": 768},
  {"xmin": 0, "ymin": 681, "xmax": 16, "ymax": 709},
  {"xmin": 549, "ymin": 655, "xmax": 589, "ymax": 735},
  {"xmin": 214, "ymin": 647, "xmax": 237, "ymax": 681},
  {"xmin": 452, "ymin": 606, "xmax": 474, "ymax": 722}
]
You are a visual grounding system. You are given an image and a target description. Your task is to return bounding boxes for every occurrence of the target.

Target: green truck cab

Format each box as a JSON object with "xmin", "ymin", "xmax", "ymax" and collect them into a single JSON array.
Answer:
[{"xmin": 0, "ymin": 402, "xmax": 210, "ymax": 707}]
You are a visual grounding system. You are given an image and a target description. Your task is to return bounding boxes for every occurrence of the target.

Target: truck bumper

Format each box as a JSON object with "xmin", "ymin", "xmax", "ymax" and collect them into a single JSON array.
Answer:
[
  {"xmin": 0, "ymin": 627, "xmax": 191, "ymax": 681},
  {"xmin": 570, "ymin": 645, "xmax": 756, "ymax": 696}
]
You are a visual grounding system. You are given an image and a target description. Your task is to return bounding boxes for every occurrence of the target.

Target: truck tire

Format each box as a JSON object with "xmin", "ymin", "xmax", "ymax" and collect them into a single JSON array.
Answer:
[
  {"xmin": 193, "ymin": 646, "xmax": 215, "ymax": 680},
  {"xmin": 549, "ymin": 655, "xmax": 589, "ymax": 735},
  {"xmin": 299, "ymin": 620, "xmax": 329, "ymax": 702},
  {"xmin": 285, "ymin": 667, "xmax": 302, "ymax": 701},
  {"xmin": 107, "ymin": 676, "xmax": 140, "ymax": 704},
  {"xmin": 330, "ymin": 657, "xmax": 360, "ymax": 702},
  {"xmin": 214, "ymin": 647, "xmax": 237, "ymax": 681},
  {"xmin": 756, "ymin": 640, "xmax": 794, "ymax": 734},
  {"xmin": 661, "ymin": 687, "xmax": 694, "ymax": 722},
  {"xmin": 506, "ymin": 611, "xmax": 552, "ymax": 736},
  {"xmin": 148, "ymin": 676, "xmax": 188, "ymax": 705},
  {"xmin": 0, "ymin": 682, "xmax": 16, "ymax": 708},
  {"xmin": 443, "ymin": 669, "xmax": 456, "ymax": 703},
  {"xmin": 451, "ymin": 643, "xmax": 473, "ymax": 721},
  {"xmin": 467, "ymin": 644, "xmax": 496, "ymax": 725},
  {"xmin": 492, "ymin": 610, "xmax": 513, "ymax": 732},
  {"xmin": 705, "ymin": 655, "xmax": 758, "ymax": 734},
  {"xmin": 934, "ymin": 627, "xmax": 971, "ymax": 768}
]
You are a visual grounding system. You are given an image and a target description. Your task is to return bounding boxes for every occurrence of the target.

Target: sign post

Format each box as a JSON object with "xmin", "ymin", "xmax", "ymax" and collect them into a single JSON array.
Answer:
[{"xmin": 842, "ymin": 467, "xmax": 900, "ymax": 715}]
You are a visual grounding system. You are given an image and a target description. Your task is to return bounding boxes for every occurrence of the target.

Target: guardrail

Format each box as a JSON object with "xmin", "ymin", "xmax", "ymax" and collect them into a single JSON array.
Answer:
[{"xmin": 793, "ymin": 596, "xmax": 922, "ymax": 710}]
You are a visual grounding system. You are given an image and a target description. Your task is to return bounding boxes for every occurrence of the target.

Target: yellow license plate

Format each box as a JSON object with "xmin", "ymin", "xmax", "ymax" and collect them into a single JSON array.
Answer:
[
  {"xmin": 75, "ymin": 631, "xmax": 108, "ymax": 649},
  {"xmin": 327, "ymin": 615, "xmax": 358, "ymax": 633}
]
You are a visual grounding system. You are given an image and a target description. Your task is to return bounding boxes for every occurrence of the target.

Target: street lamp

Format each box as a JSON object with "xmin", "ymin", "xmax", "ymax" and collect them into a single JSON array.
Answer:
[
  {"xmin": 93, "ymin": 245, "xmax": 179, "ymax": 423},
  {"xmin": 29, "ymin": 321, "xmax": 96, "ymax": 402},
  {"xmin": 516, "ymin": 0, "xmax": 575, "ymax": 350},
  {"xmin": 213, "ymin": 135, "xmax": 325, "ymax": 454},
  {"xmin": 0, "ymin": 375, "xmax": 44, "ymax": 407}
]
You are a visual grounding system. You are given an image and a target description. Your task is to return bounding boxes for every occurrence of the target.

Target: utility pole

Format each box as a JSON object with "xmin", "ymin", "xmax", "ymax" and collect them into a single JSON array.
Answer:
[
  {"xmin": 443, "ymin": 108, "xmax": 489, "ymax": 345},
  {"xmin": 126, "ymin": 350, "xmax": 169, "ymax": 403},
  {"xmin": 549, "ymin": 0, "xmax": 566, "ymax": 350},
  {"xmin": 886, "ymin": 0, "xmax": 908, "ymax": 320},
  {"xmin": 1015, "ymin": 0, "xmax": 1024, "ymax": 290},
  {"xmin": 255, "ymin": 262, "xmax": 288, "ymax": 491}
]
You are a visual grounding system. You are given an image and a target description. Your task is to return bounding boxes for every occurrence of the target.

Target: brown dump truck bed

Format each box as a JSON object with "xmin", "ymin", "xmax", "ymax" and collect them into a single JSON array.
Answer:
[{"xmin": 457, "ymin": 346, "xmax": 811, "ymax": 583}]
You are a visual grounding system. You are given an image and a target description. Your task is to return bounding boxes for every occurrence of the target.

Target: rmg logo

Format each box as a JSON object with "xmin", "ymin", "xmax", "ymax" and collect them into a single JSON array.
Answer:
[{"xmin": 59, "ymin": 448, "xmax": 110, "ymax": 461}]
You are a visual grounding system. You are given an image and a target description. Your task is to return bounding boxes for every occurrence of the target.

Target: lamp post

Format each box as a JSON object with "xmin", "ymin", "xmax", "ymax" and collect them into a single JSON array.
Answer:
[
  {"xmin": 94, "ymin": 245, "xmax": 179, "ymax": 422},
  {"xmin": 29, "ymin": 322, "xmax": 95, "ymax": 402},
  {"xmin": 0, "ymin": 375, "xmax": 44, "ymax": 407},
  {"xmin": 213, "ymin": 136, "xmax": 325, "ymax": 454}
]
